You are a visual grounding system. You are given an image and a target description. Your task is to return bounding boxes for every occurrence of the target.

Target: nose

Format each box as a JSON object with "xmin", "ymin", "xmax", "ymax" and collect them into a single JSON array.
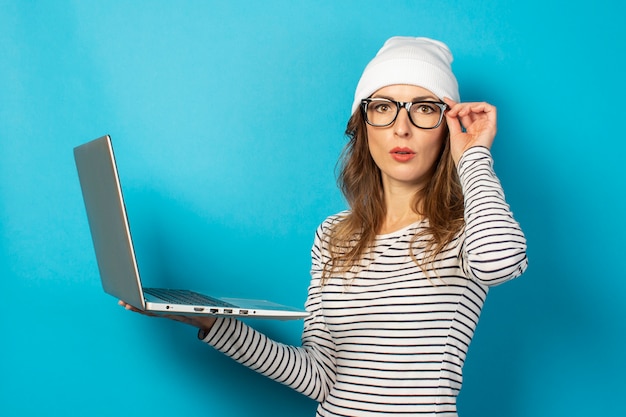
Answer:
[{"xmin": 393, "ymin": 107, "xmax": 412, "ymax": 138}]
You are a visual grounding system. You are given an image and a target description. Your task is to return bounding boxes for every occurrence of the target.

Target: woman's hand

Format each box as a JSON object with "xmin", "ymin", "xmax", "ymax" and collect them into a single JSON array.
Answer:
[
  {"xmin": 444, "ymin": 98, "xmax": 497, "ymax": 165},
  {"xmin": 118, "ymin": 300, "xmax": 217, "ymax": 333}
]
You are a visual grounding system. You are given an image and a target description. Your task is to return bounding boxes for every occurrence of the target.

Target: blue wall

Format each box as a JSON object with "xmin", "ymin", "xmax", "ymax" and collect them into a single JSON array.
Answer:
[{"xmin": 2, "ymin": 1, "xmax": 625, "ymax": 416}]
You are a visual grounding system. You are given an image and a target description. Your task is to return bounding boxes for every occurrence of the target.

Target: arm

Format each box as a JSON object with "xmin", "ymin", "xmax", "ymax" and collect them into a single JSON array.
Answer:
[
  {"xmin": 119, "ymin": 223, "xmax": 338, "ymax": 401},
  {"xmin": 457, "ymin": 147, "xmax": 528, "ymax": 286},
  {"xmin": 200, "ymin": 223, "xmax": 337, "ymax": 401},
  {"xmin": 444, "ymin": 99, "xmax": 528, "ymax": 285}
]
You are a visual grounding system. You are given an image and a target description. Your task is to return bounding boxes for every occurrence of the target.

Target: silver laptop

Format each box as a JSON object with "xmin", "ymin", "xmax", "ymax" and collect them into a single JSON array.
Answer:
[{"xmin": 74, "ymin": 135, "xmax": 309, "ymax": 320}]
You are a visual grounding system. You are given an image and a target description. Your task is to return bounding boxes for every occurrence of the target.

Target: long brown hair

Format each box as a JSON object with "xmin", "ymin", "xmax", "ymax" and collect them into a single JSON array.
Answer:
[{"xmin": 321, "ymin": 108, "xmax": 465, "ymax": 283}]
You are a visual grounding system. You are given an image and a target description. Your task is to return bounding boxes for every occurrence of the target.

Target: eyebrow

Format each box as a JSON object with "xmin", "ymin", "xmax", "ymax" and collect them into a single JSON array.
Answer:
[{"xmin": 372, "ymin": 94, "xmax": 439, "ymax": 102}]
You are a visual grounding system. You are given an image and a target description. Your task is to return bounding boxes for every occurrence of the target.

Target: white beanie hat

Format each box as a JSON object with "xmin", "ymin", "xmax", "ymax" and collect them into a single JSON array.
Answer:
[{"xmin": 351, "ymin": 36, "xmax": 460, "ymax": 115}]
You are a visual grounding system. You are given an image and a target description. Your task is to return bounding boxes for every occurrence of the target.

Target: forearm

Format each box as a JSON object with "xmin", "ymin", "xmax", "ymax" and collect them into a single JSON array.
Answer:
[
  {"xmin": 200, "ymin": 317, "xmax": 334, "ymax": 402},
  {"xmin": 458, "ymin": 147, "xmax": 528, "ymax": 285}
]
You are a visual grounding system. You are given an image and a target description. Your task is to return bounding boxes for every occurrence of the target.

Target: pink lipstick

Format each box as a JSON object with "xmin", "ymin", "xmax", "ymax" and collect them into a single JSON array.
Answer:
[{"xmin": 390, "ymin": 147, "xmax": 416, "ymax": 162}]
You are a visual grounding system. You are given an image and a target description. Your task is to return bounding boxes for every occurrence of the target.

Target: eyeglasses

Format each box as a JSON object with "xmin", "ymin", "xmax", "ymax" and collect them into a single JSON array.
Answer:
[{"xmin": 361, "ymin": 98, "xmax": 448, "ymax": 129}]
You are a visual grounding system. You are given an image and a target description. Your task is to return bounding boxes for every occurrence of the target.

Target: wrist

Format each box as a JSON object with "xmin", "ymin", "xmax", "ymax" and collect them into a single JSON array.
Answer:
[{"xmin": 197, "ymin": 327, "xmax": 210, "ymax": 340}]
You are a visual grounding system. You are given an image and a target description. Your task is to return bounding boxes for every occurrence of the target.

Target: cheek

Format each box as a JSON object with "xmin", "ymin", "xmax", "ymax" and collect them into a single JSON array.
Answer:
[
  {"xmin": 433, "ymin": 134, "xmax": 447, "ymax": 158},
  {"xmin": 422, "ymin": 129, "xmax": 446, "ymax": 151},
  {"xmin": 365, "ymin": 129, "xmax": 385, "ymax": 159},
  {"xmin": 420, "ymin": 132, "xmax": 447, "ymax": 170}
]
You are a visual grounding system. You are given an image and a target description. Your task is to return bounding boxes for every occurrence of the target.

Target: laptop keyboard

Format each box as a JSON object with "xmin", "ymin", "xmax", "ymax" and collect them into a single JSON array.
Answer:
[{"xmin": 143, "ymin": 288, "xmax": 236, "ymax": 308}]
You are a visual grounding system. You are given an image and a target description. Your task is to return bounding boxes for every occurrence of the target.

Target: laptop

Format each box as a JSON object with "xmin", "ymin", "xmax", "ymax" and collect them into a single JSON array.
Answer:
[{"xmin": 74, "ymin": 135, "xmax": 309, "ymax": 320}]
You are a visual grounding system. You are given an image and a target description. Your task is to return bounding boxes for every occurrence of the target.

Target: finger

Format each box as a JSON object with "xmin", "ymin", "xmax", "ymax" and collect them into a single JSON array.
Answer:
[
  {"xmin": 447, "ymin": 101, "xmax": 495, "ymax": 119},
  {"xmin": 457, "ymin": 111, "xmax": 479, "ymax": 132},
  {"xmin": 443, "ymin": 97, "xmax": 459, "ymax": 117},
  {"xmin": 444, "ymin": 98, "xmax": 481, "ymax": 118},
  {"xmin": 444, "ymin": 114, "xmax": 463, "ymax": 138},
  {"xmin": 459, "ymin": 102, "xmax": 497, "ymax": 121},
  {"xmin": 443, "ymin": 97, "xmax": 458, "ymax": 107},
  {"xmin": 118, "ymin": 300, "xmax": 152, "ymax": 315},
  {"xmin": 459, "ymin": 102, "xmax": 496, "ymax": 124}
]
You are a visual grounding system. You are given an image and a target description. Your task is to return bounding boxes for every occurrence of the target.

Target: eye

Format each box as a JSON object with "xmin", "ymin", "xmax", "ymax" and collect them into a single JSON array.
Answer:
[
  {"xmin": 370, "ymin": 100, "xmax": 394, "ymax": 113},
  {"xmin": 413, "ymin": 103, "xmax": 438, "ymax": 114}
]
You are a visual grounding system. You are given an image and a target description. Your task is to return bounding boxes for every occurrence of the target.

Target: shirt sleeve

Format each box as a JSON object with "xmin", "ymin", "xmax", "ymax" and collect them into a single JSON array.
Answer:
[
  {"xmin": 200, "ymin": 221, "xmax": 337, "ymax": 402},
  {"xmin": 457, "ymin": 146, "xmax": 528, "ymax": 286}
]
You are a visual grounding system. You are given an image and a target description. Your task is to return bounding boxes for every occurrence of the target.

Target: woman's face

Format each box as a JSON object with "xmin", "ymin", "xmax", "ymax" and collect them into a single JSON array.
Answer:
[{"xmin": 366, "ymin": 84, "xmax": 447, "ymax": 193}]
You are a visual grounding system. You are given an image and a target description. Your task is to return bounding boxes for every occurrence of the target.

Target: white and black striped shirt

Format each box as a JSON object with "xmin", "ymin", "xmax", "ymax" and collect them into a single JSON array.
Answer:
[{"xmin": 204, "ymin": 147, "xmax": 528, "ymax": 416}]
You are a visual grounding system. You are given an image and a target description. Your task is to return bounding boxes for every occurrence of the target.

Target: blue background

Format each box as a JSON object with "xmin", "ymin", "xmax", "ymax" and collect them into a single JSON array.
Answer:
[{"xmin": 2, "ymin": 1, "xmax": 625, "ymax": 416}]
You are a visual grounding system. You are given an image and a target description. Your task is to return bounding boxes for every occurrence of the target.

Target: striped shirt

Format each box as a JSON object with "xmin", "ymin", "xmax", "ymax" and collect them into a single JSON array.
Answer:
[{"xmin": 203, "ymin": 147, "xmax": 528, "ymax": 416}]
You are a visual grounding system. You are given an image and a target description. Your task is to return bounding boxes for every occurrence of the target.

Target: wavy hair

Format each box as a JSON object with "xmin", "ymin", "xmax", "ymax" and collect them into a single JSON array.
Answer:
[{"xmin": 321, "ymin": 108, "xmax": 465, "ymax": 284}]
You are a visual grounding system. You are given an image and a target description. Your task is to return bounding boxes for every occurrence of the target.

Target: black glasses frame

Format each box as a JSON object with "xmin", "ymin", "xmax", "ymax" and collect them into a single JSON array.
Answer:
[{"xmin": 361, "ymin": 98, "xmax": 448, "ymax": 129}]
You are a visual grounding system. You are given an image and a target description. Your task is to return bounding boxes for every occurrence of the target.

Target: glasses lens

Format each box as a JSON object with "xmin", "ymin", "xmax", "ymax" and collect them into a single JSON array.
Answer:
[
  {"xmin": 365, "ymin": 99, "xmax": 397, "ymax": 126},
  {"xmin": 409, "ymin": 102, "xmax": 444, "ymax": 129}
]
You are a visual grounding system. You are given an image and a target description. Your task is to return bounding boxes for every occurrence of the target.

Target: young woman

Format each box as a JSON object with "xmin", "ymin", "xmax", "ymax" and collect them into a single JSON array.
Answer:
[{"xmin": 120, "ymin": 36, "xmax": 528, "ymax": 416}]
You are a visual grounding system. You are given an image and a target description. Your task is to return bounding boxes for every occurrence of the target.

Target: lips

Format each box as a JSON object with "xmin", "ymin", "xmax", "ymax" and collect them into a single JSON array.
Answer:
[{"xmin": 390, "ymin": 147, "xmax": 416, "ymax": 162}]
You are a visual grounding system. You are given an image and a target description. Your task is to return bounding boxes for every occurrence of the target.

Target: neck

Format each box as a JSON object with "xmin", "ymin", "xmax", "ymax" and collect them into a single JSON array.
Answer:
[{"xmin": 379, "ymin": 182, "xmax": 423, "ymax": 234}]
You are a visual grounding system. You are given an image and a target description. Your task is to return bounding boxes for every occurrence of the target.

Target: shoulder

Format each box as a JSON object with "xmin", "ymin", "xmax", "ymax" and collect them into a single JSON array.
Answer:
[
  {"xmin": 311, "ymin": 210, "xmax": 350, "ymax": 249},
  {"xmin": 316, "ymin": 210, "xmax": 350, "ymax": 236},
  {"xmin": 310, "ymin": 210, "xmax": 350, "ymax": 267}
]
